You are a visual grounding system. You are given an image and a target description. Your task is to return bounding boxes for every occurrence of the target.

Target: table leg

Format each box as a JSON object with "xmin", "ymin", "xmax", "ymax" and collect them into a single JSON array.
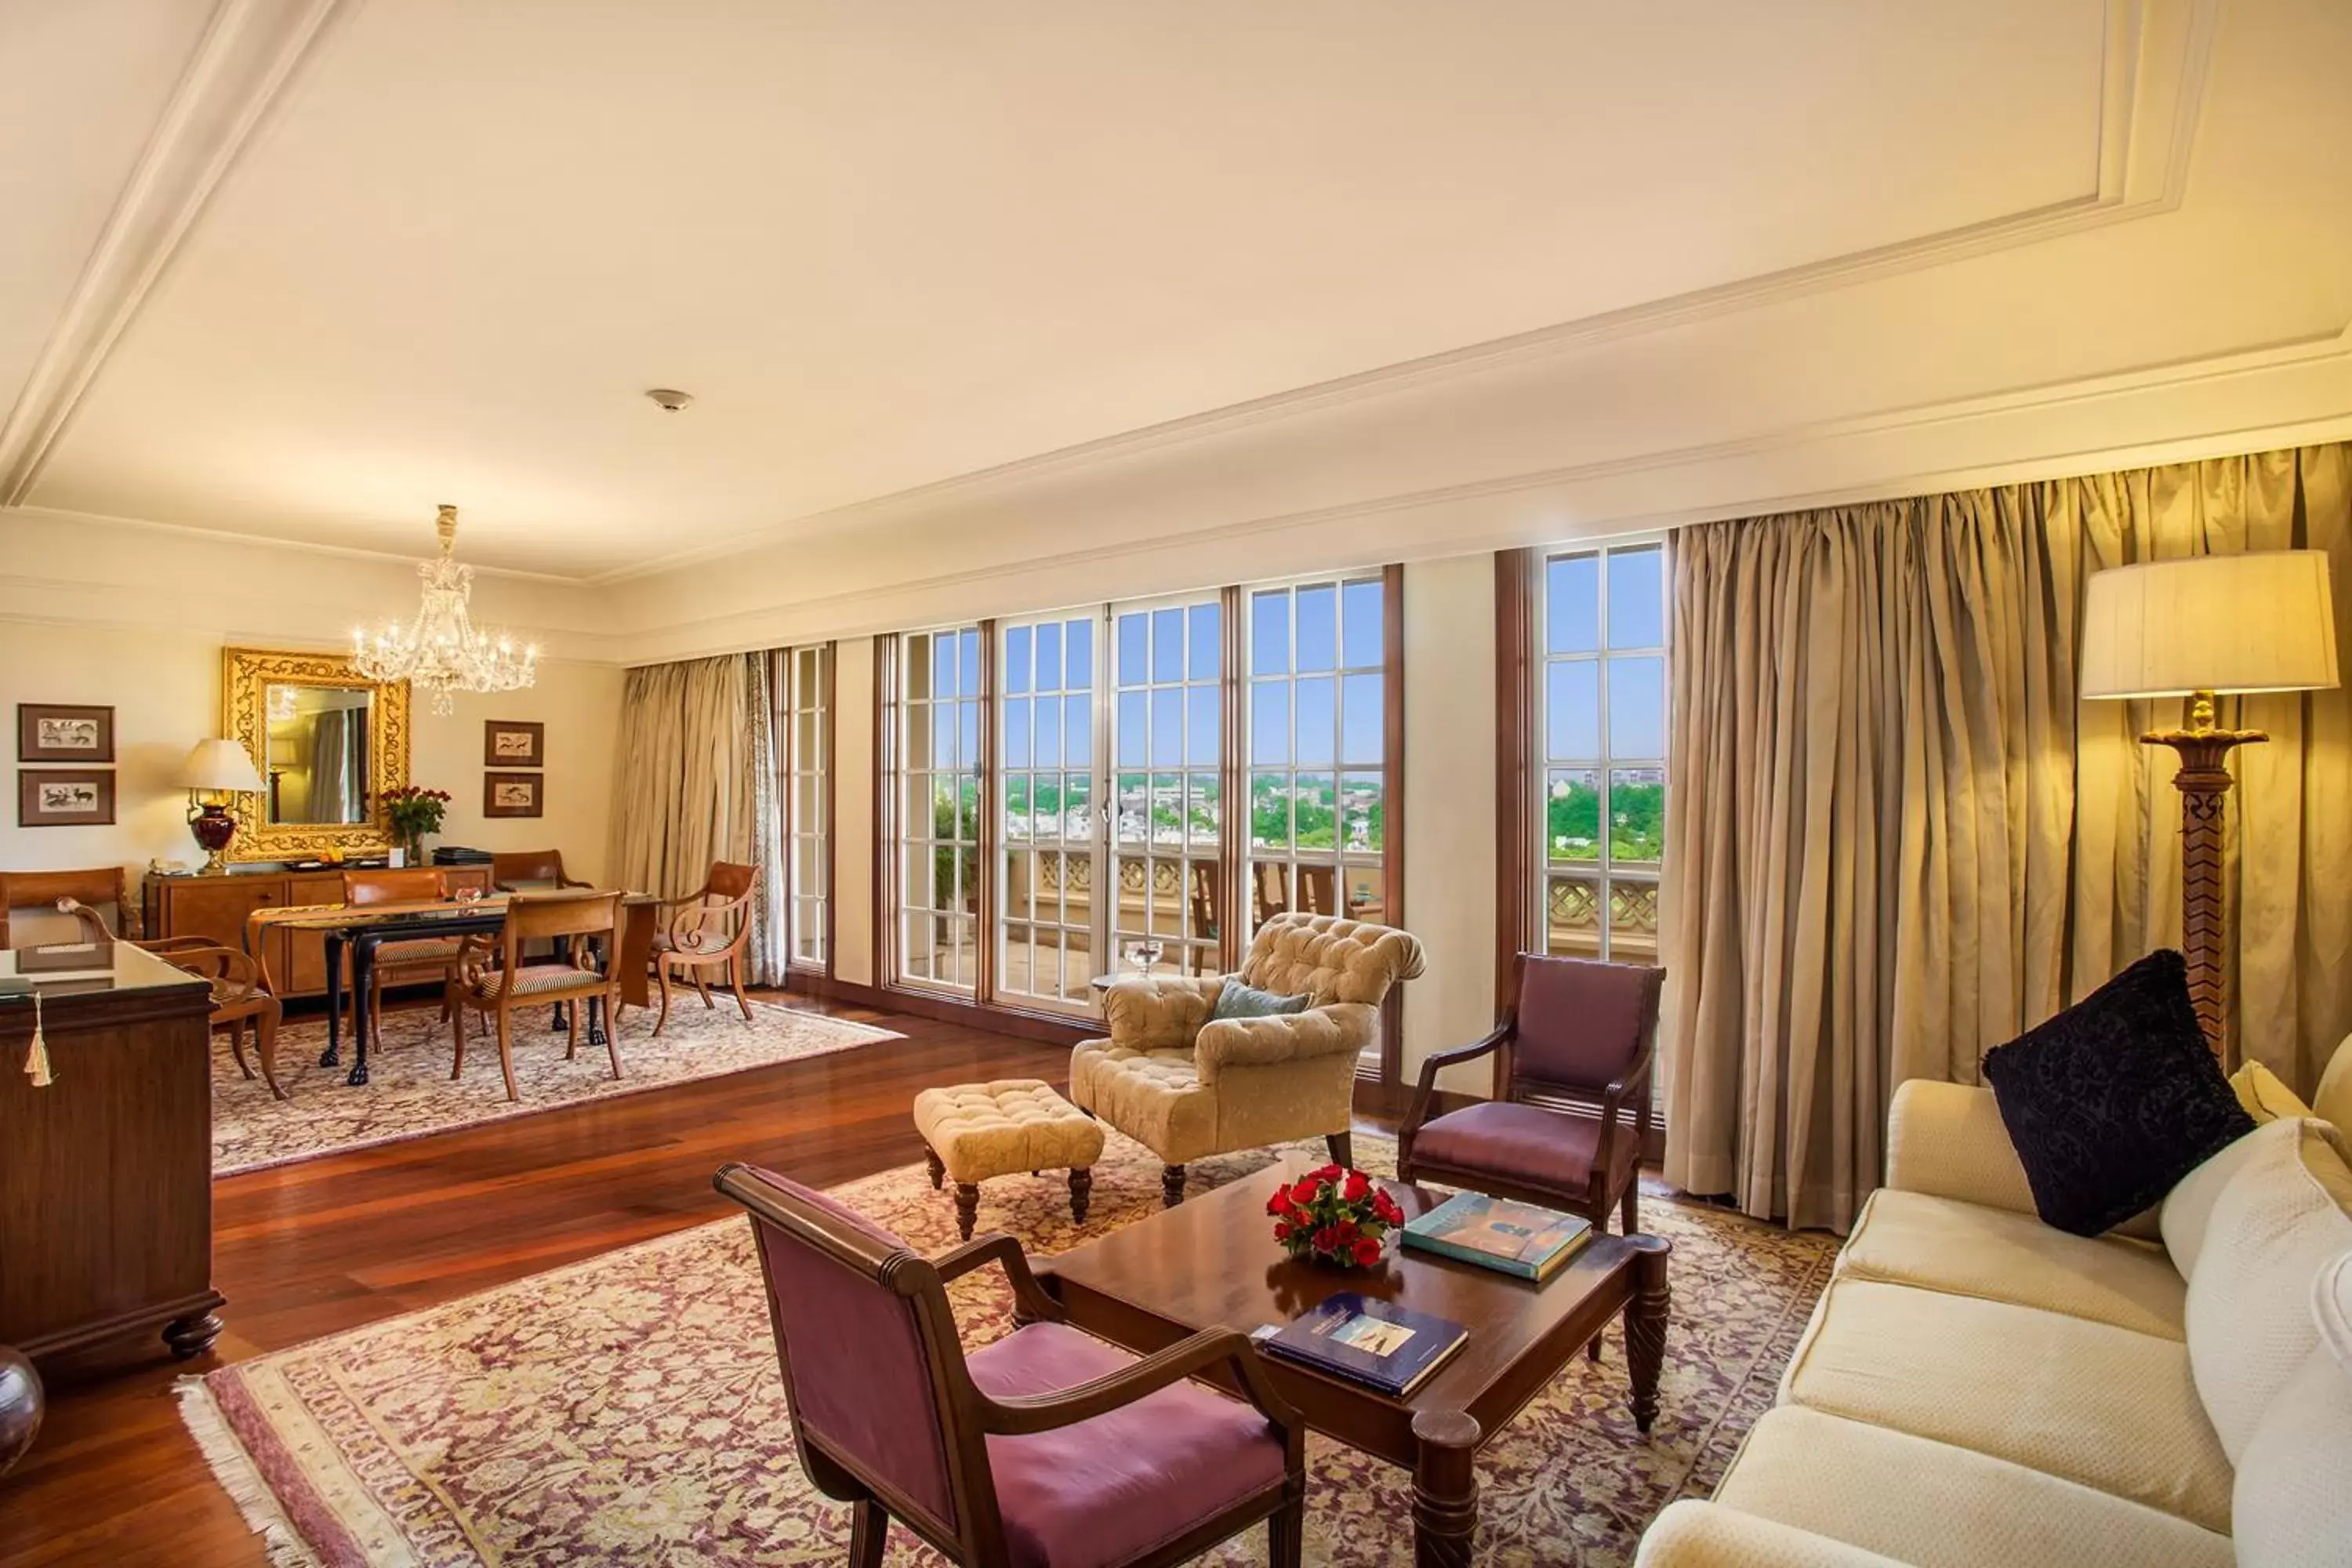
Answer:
[
  {"xmin": 348, "ymin": 936, "xmax": 376, "ymax": 1086},
  {"xmin": 1625, "ymin": 1233, "xmax": 1672, "ymax": 1434},
  {"xmin": 320, "ymin": 931, "xmax": 346, "ymax": 1067},
  {"xmin": 1409, "ymin": 1408, "xmax": 1480, "ymax": 1568}
]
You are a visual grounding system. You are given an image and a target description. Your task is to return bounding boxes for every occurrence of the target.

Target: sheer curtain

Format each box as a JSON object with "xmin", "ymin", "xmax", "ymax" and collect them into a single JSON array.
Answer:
[{"xmin": 1661, "ymin": 444, "xmax": 2352, "ymax": 1232}]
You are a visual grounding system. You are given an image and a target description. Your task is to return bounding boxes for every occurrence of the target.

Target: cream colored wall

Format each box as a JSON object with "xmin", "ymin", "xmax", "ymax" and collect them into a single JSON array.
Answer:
[{"xmin": 0, "ymin": 616, "xmax": 622, "ymax": 902}]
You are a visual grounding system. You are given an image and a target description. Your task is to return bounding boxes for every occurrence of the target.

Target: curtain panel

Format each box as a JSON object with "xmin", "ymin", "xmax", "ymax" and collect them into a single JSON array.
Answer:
[
  {"xmin": 1661, "ymin": 443, "xmax": 2352, "ymax": 1232},
  {"xmin": 610, "ymin": 655, "xmax": 763, "ymax": 958}
]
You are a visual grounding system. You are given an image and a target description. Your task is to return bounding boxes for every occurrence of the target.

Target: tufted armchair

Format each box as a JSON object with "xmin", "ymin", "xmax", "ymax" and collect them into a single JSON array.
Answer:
[{"xmin": 1070, "ymin": 912, "xmax": 1425, "ymax": 1206}]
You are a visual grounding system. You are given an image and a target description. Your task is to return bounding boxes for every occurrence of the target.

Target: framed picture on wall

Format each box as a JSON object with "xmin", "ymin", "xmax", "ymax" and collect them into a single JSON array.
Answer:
[
  {"xmin": 484, "ymin": 771, "xmax": 543, "ymax": 818},
  {"xmin": 18, "ymin": 769, "xmax": 116, "ymax": 826},
  {"xmin": 17, "ymin": 703, "xmax": 114, "ymax": 763},
  {"xmin": 483, "ymin": 720, "xmax": 544, "ymax": 768}
]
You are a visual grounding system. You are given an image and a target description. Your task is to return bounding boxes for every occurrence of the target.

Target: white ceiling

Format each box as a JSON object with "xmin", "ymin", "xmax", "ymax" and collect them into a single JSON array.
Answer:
[{"xmin": 4, "ymin": 0, "xmax": 2128, "ymax": 580}]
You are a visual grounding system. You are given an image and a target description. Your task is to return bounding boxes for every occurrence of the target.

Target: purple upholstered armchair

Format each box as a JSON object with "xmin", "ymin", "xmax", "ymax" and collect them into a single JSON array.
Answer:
[
  {"xmin": 714, "ymin": 1163, "xmax": 1307, "ymax": 1568},
  {"xmin": 1399, "ymin": 953, "xmax": 1666, "ymax": 1240}
]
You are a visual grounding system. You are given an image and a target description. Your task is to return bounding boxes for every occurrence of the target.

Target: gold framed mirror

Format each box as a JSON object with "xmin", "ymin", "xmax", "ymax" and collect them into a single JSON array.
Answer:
[{"xmin": 221, "ymin": 648, "xmax": 412, "ymax": 862}]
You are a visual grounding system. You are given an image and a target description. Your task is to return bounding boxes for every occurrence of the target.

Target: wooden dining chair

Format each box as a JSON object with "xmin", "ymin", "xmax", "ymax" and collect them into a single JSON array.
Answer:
[
  {"xmin": 1186, "ymin": 858, "xmax": 1224, "ymax": 946},
  {"xmin": 1, "ymin": 868, "xmax": 132, "ymax": 948},
  {"xmin": 138, "ymin": 937, "xmax": 287, "ymax": 1100},
  {"xmin": 649, "ymin": 861, "xmax": 757, "ymax": 1036},
  {"xmin": 445, "ymin": 889, "xmax": 622, "ymax": 1102},
  {"xmin": 343, "ymin": 868, "xmax": 465, "ymax": 1051},
  {"xmin": 716, "ymin": 1163, "xmax": 1307, "ymax": 1568}
]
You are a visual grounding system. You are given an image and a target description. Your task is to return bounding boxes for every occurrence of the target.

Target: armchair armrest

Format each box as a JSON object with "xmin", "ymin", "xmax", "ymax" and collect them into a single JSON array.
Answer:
[
  {"xmin": 53, "ymin": 896, "xmax": 114, "ymax": 944},
  {"xmin": 1884, "ymin": 1079, "xmax": 2036, "ymax": 1216},
  {"xmin": 1193, "ymin": 1002, "xmax": 1375, "ymax": 1083},
  {"xmin": 1635, "ymin": 1501, "xmax": 1907, "ymax": 1568},
  {"xmin": 975, "ymin": 1325, "xmax": 1303, "ymax": 1442},
  {"xmin": 1102, "ymin": 975, "xmax": 1225, "ymax": 1051},
  {"xmin": 1403, "ymin": 1024, "xmax": 1508, "ymax": 1138},
  {"xmin": 931, "ymin": 1232, "xmax": 1064, "ymax": 1324}
]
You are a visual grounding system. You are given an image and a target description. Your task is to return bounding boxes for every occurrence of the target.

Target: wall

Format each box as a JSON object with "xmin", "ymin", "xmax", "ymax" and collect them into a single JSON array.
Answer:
[{"xmin": 0, "ymin": 615, "xmax": 622, "ymax": 903}]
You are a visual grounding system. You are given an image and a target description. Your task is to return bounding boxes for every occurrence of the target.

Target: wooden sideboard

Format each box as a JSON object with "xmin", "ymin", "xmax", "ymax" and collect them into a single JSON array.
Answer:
[
  {"xmin": 0, "ymin": 942, "xmax": 219, "ymax": 1374},
  {"xmin": 143, "ymin": 866, "xmax": 494, "ymax": 998}
]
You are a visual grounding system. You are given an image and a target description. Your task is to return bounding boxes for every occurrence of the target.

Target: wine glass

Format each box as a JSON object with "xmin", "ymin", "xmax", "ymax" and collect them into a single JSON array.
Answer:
[{"xmin": 1128, "ymin": 938, "xmax": 1165, "ymax": 977}]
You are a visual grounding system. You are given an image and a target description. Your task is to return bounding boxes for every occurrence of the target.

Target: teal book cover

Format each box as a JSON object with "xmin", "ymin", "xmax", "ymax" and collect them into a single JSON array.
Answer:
[{"xmin": 1401, "ymin": 1192, "xmax": 1592, "ymax": 1280}]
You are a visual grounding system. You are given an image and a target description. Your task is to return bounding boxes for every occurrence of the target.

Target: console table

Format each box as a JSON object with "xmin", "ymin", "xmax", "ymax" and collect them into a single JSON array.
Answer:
[{"xmin": 0, "ymin": 942, "xmax": 222, "ymax": 1373}]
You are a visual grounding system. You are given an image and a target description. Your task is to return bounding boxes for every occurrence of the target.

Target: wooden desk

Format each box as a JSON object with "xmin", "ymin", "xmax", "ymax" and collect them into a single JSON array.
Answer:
[
  {"xmin": 0, "ymin": 942, "xmax": 221, "ymax": 1374},
  {"xmin": 1043, "ymin": 1152, "xmax": 1671, "ymax": 1566}
]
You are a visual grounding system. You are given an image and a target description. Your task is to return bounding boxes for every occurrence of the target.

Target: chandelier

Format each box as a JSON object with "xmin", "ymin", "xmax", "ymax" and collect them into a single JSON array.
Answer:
[{"xmin": 352, "ymin": 504, "xmax": 536, "ymax": 715}]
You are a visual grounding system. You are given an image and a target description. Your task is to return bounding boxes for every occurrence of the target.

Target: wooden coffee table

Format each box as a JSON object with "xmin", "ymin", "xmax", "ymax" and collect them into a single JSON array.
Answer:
[{"xmin": 1040, "ymin": 1152, "xmax": 1670, "ymax": 1566}]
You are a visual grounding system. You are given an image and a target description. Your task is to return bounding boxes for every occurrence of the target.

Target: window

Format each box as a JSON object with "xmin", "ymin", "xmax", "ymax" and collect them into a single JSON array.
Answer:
[
  {"xmin": 893, "ymin": 626, "xmax": 984, "ymax": 993},
  {"xmin": 781, "ymin": 644, "xmax": 831, "ymax": 969},
  {"xmin": 1108, "ymin": 595, "xmax": 1225, "ymax": 978},
  {"xmin": 998, "ymin": 613, "xmax": 1098, "ymax": 1011},
  {"xmin": 1535, "ymin": 540, "xmax": 1666, "ymax": 964}
]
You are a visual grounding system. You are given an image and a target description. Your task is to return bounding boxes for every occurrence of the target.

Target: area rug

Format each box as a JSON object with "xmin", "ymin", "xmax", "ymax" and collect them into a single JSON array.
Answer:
[
  {"xmin": 213, "ymin": 1000, "xmax": 901, "ymax": 1176},
  {"xmin": 181, "ymin": 1132, "xmax": 1835, "ymax": 1566}
]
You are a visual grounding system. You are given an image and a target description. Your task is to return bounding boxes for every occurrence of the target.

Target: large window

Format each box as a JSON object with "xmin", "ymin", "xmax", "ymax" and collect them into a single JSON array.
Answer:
[
  {"xmin": 1535, "ymin": 540, "xmax": 1667, "ymax": 964},
  {"xmin": 781, "ymin": 643, "xmax": 831, "ymax": 970},
  {"xmin": 1245, "ymin": 575, "xmax": 1386, "ymax": 931},
  {"xmin": 998, "ymin": 613, "xmax": 1098, "ymax": 1011},
  {"xmin": 894, "ymin": 626, "xmax": 985, "ymax": 993},
  {"xmin": 1109, "ymin": 595, "xmax": 1225, "ymax": 978}
]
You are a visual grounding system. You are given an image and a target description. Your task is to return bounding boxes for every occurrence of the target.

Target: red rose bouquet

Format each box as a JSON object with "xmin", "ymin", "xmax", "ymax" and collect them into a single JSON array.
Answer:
[{"xmin": 1265, "ymin": 1163, "xmax": 1406, "ymax": 1269}]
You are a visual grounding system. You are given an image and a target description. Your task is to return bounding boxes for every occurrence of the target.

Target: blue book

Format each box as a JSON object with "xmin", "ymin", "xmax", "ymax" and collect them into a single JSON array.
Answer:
[
  {"xmin": 1258, "ymin": 1294, "xmax": 1468, "ymax": 1398},
  {"xmin": 1400, "ymin": 1192, "xmax": 1593, "ymax": 1281}
]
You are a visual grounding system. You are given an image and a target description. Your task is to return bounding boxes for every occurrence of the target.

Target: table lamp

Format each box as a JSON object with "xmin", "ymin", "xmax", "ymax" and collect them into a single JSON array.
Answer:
[
  {"xmin": 179, "ymin": 739, "xmax": 267, "ymax": 874},
  {"xmin": 2080, "ymin": 550, "xmax": 2339, "ymax": 1056}
]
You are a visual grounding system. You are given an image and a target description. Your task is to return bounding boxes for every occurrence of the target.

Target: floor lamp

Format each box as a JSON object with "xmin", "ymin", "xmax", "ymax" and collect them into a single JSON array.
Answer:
[{"xmin": 2080, "ymin": 551, "xmax": 2339, "ymax": 1060}]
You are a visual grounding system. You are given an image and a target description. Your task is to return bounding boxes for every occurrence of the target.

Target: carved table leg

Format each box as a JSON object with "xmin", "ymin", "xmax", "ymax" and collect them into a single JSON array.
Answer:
[
  {"xmin": 1624, "ymin": 1232, "xmax": 1671, "ymax": 1434},
  {"xmin": 164, "ymin": 1310, "xmax": 224, "ymax": 1361},
  {"xmin": 320, "ymin": 932, "xmax": 345, "ymax": 1067},
  {"xmin": 1068, "ymin": 1166, "xmax": 1092, "ymax": 1225},
  {"xmin": 1162, "ymin": 1164, "xmax": 1186, "ymax": 1207},
  {"xmin": 1410, "ymin": 1408, "xmax": 1480, "ymax": 1568},
  {"xmin": 923, "ymin": 1147, "xmax": 946, "ymax": 1190},
  {"xmin": 953, "ymin": 1183, "xmax": 980, "ymax": 1241}
]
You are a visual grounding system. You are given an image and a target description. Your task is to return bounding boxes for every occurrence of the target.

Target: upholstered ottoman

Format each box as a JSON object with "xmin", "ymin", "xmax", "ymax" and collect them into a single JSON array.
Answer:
[{"xmin": 913, "ymin": 1079, "xmax": 1106, "ymax": 1240}]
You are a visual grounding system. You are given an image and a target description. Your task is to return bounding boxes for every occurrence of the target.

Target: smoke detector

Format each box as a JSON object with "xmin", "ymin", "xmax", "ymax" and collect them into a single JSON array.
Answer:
[{"xmin": 644, "ymin": 388, "xmax": 694, "ymax": 412}]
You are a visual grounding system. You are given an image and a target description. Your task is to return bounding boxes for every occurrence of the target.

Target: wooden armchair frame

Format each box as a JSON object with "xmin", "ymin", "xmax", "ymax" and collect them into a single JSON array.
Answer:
[
  {"xmin": 446, "ymin": 889, "xmax": 621, "ymax": 1102},
  {"xmin": 649, "ymin": 861, "xmax": 757, "ymax": 1035},
  {"xmin": 132, "ymin": 937, "xmax": 287, "ymax": 1100},
  {"xmin": 2, "ymin": 868, "xmax": 132, "ymax": 948},
  {"xmin": 715, "ymin": 1164, "xmax": 1307, "ymax": 1568}
]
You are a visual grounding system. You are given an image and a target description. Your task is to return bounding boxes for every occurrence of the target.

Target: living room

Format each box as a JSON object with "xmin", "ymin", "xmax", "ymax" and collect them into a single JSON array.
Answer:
[{"xmin": 4, "ymin": 2, "xmax": 2350, "ymax": 1565}]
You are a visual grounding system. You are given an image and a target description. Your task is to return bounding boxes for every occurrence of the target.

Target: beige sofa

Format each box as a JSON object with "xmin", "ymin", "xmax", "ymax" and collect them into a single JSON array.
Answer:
[
  {"xmin": 1639, "ymin": 1044, "xmax": 2352, "ymax": 1568},
  {"xmin": 1069, "ymin": 913, "xmax": 1424, "ymax": 1203}
]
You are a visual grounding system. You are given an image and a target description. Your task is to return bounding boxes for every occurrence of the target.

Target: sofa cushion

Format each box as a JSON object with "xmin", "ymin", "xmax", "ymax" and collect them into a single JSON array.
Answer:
[
  {"xmin": 2181, "ymin": 1116, "xmax": 2352, "ymax": 1462},
  {"xmin": 1067, "ymin": 1041, "xmax": 1217, "ymax": 1164},
  {"xmin": 1715, "ymin": 1406, "xmax": 2233, "ymax": 1568},
  {"xmin": 2231, "ymin": 1061, "xmax": 2314, "ymax": 1124},
  {"xmin": 1837, "ymin": 1189, "xmax": 2184, "ymax": 1339},
  {"xmin": 2231, "ymin": 1250, "xmax": 2352, "ymax": 1568},
  {"xmin": 1980, "ymin": 949, "xmax": 2254, "ymax": 1238},
  {"xmin": 969, "ymin": 1322, "xmax": 1286, "ymax": 1568},
  {"xmin": 1635, "ymin": 1501, "xmax": 1909, "ymax": 1568},
  {"xmin": 2316, "ymin": 1032, "xmax": 2352, "ymax": 1133},
  {"xmin": 1779, "ymin": 1276, "xmax": 2232, "ymax": 1530}
]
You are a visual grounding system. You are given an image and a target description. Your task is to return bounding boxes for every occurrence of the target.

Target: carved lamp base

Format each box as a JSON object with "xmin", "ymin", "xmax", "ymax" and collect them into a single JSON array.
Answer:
[{"xmin": 2140, "ymin": 692, "xmax": 2266, "ymax": 1062}]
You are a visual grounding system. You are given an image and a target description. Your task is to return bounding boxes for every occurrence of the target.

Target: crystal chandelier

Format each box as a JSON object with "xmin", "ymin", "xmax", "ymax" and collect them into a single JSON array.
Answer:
[{"xmin": 352, "ymin": 504, "xmax": 536, "ymax": 715}]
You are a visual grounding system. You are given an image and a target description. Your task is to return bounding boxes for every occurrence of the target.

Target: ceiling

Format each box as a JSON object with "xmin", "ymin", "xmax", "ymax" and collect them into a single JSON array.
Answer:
[{"xmin": 1, "ymin": 0, "xmax": 2140, "ymax": 581}]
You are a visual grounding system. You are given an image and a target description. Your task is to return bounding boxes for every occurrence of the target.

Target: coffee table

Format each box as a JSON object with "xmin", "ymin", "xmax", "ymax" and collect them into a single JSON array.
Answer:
[{"xmin": 1039, "ymin": 1152, "xmax": 1670, "ymax": 1567}]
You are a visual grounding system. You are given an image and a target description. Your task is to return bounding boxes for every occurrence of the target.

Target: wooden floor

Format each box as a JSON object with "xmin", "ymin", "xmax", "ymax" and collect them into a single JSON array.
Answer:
[{"xmin": 0, "ymin": 993, "xmax": 1073, "ymax": 1568}]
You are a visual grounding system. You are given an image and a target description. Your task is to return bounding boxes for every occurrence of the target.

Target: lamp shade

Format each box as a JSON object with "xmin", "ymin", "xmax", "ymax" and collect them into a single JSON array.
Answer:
[
  {"xmin": 178, "ymin": 738, "xmax": 266, "ymax": 793},
  {"xmin": 2080, "ymin": 551, "xmax": 2339, "ymax": 699}
]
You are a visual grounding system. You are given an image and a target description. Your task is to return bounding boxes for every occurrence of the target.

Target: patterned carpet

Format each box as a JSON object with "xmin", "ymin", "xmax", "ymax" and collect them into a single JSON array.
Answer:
[
  {"xmin": 182, "ymin": 1131, "xmax": 1833, "ymax": 1566},
  {"xmin": 212, "ymin": 998, "xmax": 900, "ymax": 1175}
]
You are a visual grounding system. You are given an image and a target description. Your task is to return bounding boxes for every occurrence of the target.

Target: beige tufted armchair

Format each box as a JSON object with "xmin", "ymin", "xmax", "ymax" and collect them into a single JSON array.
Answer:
[{"xmin": 1069, "ymin": 912, "xmax": 1426, "ymax": 1206}]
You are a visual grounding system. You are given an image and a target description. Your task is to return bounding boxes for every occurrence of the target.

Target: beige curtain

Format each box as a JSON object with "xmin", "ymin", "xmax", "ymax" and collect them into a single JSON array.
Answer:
[
  {"xmin": 1662, "ymin": 443, "xmax": 2352, "ymax": 1232},
  {"xmin": 611, "ymin": 655, "xmax": 759, "ymax": 913}
]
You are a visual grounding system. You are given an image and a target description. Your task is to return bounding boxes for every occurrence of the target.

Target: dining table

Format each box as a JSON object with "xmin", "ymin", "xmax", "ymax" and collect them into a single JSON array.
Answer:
[{"xmin": 243, "ymin": 890, "xmax": 663, "ymax": 1086}]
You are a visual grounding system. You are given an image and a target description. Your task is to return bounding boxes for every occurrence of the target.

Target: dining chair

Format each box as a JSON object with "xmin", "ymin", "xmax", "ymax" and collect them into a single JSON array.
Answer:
[
  {"xmin": 648, "ymin": 861, "xmax": 757, "ymax": 1035},
  {"xmin": 138, "ymin": 937, "xmax": 288, "ymax": 1099},
  {"xmin": 1399, "ymin": 951, "xmax": 1665, "ymax": 1235},
  {"xmin": 714, "ymin": 1163, "xmax": 1307, "ymax": 1568},
  {"xmin": 343, "ymin": 868, "xmax": 463, "ymax": 1051},
  {"xmin": 1, "ymin": 867, "xmax": 132, "ymax": 949},
  {"xmin": 488, "ymin": 849, "xmax": 591, "ymax": 892},
  {"xmin": 1186, "ymin": 859, "xmax": 1224, "ymax": 946},
  {"xmin": 445, "ymin": 888, "xmax": 622, "ymax": 1102}
]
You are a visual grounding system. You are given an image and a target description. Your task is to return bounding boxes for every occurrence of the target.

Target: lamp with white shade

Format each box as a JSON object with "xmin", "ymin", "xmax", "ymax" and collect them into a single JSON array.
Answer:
[
  {"xmin": 2079, "ymin": 550, "xmax": 2339, "ymax": 1057},
  {"xmin": 179, "ymin": 739, "xmax": 267, "ymax": 874}
]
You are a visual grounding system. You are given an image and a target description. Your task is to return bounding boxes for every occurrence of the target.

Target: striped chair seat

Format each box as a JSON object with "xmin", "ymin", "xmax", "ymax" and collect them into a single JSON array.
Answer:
[
  {"xmin": 465, "ymin": 963, "xmax": 605, "ymax": 1000},
  {"xmin": 373, "ymin": 937, "xmax": 467, "ymax": 967}
]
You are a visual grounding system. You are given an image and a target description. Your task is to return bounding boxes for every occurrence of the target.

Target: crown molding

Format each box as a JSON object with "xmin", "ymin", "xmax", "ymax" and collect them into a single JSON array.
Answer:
[
  {"xmin": 0, "ymin": 0, "xmax": 354, "ymax": 506},
  {"xmin": 590, "ymin": 0, "xmax": 2219, "ymax": 588}
]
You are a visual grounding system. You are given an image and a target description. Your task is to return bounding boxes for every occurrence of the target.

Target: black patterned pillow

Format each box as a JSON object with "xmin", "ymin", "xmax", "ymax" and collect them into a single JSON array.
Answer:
[{"xmin": 1981, "ymin": 949, "xmax": 2255, "ymax": 1237}]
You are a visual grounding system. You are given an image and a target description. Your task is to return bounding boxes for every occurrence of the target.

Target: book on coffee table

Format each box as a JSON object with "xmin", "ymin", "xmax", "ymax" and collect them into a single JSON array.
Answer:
[
  {"xmin": 1256, "ymin": 1293, "xmax": 1468, "ymax": 1398},
  {"xmin": 1401, "ymin": 1192, "xmax": 1593, "ymax": 1282}
]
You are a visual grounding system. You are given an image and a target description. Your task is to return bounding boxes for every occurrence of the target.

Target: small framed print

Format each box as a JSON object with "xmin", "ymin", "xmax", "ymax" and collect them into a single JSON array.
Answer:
[
  {"xmin": 19, "ymin": 768, "xmax": 115, "ymax": 827},
  {"xmin": 484, "ymin": 771, "xmax": 543, "ymax": 818},
  {"xmin": 483, "ymin": 720, "xmax": 545, "ymax": 768},
  {"xmin": 18, "ymin": 703, "xmax": 114, "ymax": 763}
]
